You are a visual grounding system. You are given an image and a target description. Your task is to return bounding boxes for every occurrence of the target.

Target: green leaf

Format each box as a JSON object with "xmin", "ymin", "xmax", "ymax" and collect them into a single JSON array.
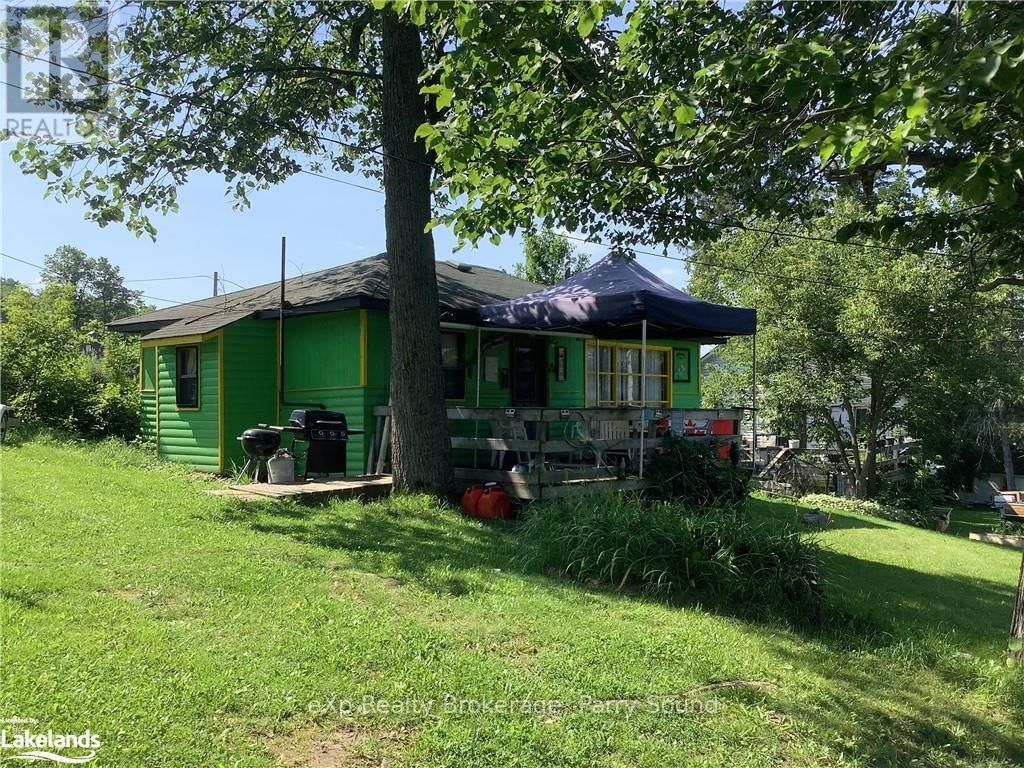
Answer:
[
  {"xmin": 873, "ymin": 87, "xmax": 900, "ymax": 116},
  {"xmin": 980, "ymin": 52, "xmax": 1001, "ymax": 84},
  {"xmin": 783, "ymin": 78, "xmax": 807, "ymax": 105},
  {"xmin": 849, "ymin": 137, "xmax": 870, "ymax": 163},
  {"xmin": 577, "ymin": 4, "xmax": 602, "ymax": 38},
  {"xmin": 906, "ymin": 97, "xmax": 929, "ymax": 119},
  {"xmin": 993, "ymin": 181, "xmax": 1019, "ymax": 208},
  {"xmin": 674, "ymin": 104, "xmax": 697, "ymax": 126},
  {"xmin": 489, "ymin": 233, "xmax": 502, "ymax": 246},
  {"xmin": 799, "ymin": 125, "xmax": 827, "ymax": 148},
  {"xmin": 435, "ymin": 88, "xmax": 454, "ymax": 110},
  {"xmin": 414, "ymin": 122, "xmax": 438, "ymax": 140},
  {"xmin": 819, "ymin": 139, "xmax": 836, "ymax": 166},
  {"xmin": 495, "ymin": 136, "xmax": 519, "ymax": 149},
  {"xmin": 408, "ymin": 1, "xmax": 426, "ymax": 26}
]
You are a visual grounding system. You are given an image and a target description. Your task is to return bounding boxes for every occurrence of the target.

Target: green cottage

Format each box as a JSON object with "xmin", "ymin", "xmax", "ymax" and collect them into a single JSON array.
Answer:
[{"xmin": 111, "ymin": 253, "xmax": 711, "ymax": 476}]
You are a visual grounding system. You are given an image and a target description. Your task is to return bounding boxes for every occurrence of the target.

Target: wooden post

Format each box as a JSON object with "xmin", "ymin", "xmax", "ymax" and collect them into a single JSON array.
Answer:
[
  {"xmin": 1011, "ymin": 551, "xmax": 1024, "ymax": 664},
  {"xmin": 536, "ymin": 419, "xmax": 547, "ymax": 501},
  {"xmin": 639, "ymin": 318, "xmax": 647, "ymax": 480},
  {"xmin": 376, "ymin": 400, "xmax": 392, "ymax": 475}
]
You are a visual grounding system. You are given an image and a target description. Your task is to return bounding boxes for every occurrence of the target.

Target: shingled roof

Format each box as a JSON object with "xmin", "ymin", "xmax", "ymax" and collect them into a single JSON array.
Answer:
[{"xmin": 109, "ymin": 254, "xmax": 541, "ymax": 339}]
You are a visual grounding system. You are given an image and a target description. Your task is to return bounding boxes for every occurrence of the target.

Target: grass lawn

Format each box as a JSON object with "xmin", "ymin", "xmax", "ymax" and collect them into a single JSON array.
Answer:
[
  {"xmin": 2, "ymin": 438, "xmax": 1023, "ymax": 767},
  {"xmin": 945, "ymin": 506, "xmax": 1006, "ymax": 539}
]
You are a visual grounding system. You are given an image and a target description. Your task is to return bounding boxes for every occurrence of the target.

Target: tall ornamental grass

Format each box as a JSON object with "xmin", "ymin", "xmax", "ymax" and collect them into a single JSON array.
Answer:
[{"xmin": 517, "ymin": 493, "xmax": 824, "ymax": 621}]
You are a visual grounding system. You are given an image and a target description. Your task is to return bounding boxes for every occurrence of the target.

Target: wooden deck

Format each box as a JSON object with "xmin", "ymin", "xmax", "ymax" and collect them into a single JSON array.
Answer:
[
  {"xmin": 209, "ymin": 475, "xmax": 392, "ymax": 503},
  {"xmin": 367, "ymin": 405, "xmax": 742, "ymax": 501}
]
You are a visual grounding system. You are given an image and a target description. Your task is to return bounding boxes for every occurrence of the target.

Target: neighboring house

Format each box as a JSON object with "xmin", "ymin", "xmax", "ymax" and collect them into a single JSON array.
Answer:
[
  {"xmin": 817, "ymin": 394, "xmax": 909, "ymax": 447},
  {"xmin": 110, "ymin": 253, "xmax": 711, "ymax": 474}
]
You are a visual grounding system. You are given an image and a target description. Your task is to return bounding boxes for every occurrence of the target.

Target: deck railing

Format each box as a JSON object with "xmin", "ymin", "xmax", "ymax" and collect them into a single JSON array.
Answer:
[{"xmin": 367, "ymin": 406, "xmax": 743, "ymax": 500}]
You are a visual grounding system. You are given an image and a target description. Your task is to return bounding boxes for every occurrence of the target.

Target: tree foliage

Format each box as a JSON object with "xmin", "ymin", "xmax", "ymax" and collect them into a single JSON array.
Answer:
[
  {"xmin": 690, "ymin": 188, "xmax": 1021, "ymax": 497},
  {"xmin": 41, "ymin": 245, "xmax": 147, "ymax": 326},
  {"xmin": 513, "ymin": 230, "xmax": 588, "ymax": 285},
  {"xmin": 1, "ymin": 284, "xmax": 140, "ymax": 439},
  {"xmin": 422, "ymin": 1, "xmax": 1024, "ymax": 289}
]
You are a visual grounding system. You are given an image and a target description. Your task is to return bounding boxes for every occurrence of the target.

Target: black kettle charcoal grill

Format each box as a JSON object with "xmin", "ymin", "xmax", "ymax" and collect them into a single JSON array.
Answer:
[{"xmin": 236, "ymin": 428, "xmax": 282, "ymax": 483}]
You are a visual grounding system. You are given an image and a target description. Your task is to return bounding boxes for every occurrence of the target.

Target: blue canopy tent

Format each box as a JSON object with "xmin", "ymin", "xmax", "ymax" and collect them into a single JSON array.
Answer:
[
  {"xmin": 479, "ymin": 254, "xmax": 756, "ymax": 338},
  {"xmin": 478, "ymin": 255, "xmax": 758, "ymax": 476}
]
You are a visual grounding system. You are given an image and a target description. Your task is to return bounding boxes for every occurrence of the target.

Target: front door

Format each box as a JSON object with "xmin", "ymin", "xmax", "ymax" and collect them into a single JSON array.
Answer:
[{"xmin": 511, "ymin": 338, "xmax": 547, "ymax": 406}]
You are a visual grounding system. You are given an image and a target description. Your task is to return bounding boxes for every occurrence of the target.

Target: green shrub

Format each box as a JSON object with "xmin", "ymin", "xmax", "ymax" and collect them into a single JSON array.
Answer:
[
  {"xmin": 1, "ymin": 286, "xmax": 139, "ymax": 440},
  {"xmin": 877, "ymin": 457, "xmax": 945, "ymax": 515},
  {"xmin": 645, "ymin": 434, "xmax": 749, "ymax": 510},
  {"xmin": 516, "ymin": 493, "xmax": 824, "ymax": 621},
  {"xmin": 800, "ymin": 493, "xmax": 933, "ymax": 528},
  {"xmin": 997, "ymin": 519, "xmax": 1024, "ymax": 536}
]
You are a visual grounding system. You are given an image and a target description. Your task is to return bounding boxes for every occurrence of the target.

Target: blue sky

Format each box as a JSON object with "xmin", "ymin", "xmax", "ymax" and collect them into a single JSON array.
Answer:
[{"xmin": 1, "ymin": 153, "xmax": 690, "ymax": 309}]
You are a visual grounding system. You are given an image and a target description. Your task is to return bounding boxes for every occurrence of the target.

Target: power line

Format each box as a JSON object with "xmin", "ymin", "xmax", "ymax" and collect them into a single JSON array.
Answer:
[
  {"xmin": 123, "ymin": 274, "xmax": 211, "ymax": 283},
  {"xmin": 0, "ymin": 250, "xmax": 272, "ymax": 314}
]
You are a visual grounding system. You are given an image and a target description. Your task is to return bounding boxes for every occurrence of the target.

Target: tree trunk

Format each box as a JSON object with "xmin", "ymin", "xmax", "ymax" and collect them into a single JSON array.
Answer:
[
  {"xmin": 862, "ymin": 438, "xmax": 877, "ymax": 499},
  {"xmin": 1011, "ymin": 552, "xmax": 1024, "ymax": 665},
  {"xmin": 380, "ymin": 12, "xmax": 453, "ymax": 496},
  {"xmin": 1000, "ymin": 423, "xmax": 1017, "ymax": 492}
]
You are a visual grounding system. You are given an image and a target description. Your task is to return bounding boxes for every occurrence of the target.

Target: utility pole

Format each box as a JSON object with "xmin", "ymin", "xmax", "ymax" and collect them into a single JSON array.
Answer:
[
  {"xmin": 213, "ymin": 271, "xmax": 219, "ymax": 297},
  {"xmin": 1011, "ymin": 552, "xmax": 1024, "ymax": 665}
]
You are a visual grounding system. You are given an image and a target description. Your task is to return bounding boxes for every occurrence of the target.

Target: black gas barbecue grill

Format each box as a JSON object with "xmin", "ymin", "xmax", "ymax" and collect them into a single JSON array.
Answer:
[{"xmin": 287, "ymin": 409, "xmax": 357, "ymax": 479}]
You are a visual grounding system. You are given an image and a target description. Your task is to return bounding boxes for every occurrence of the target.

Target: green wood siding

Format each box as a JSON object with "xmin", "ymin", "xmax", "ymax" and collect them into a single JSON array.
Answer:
[
  {"xmin": 278, "ymin": 311, "xmax": 369, "ymax": 476},
  {"xmin": 222, "ymin": 317, "xmax": 278, "ymax": 473},
  {"xmin": 545, "ymin": 337, "xmax": 587, "ymax": 407},
  {"xmin": 155, "ymin": 338, "xmax": 220, "ymax": 470},
  {"xmin": 655, "ymin": 339, "xmax": 700, "ymax": 409},
  {"xmin": 134, "ymin": 307, "xmax": 703, "ymax": 474}
]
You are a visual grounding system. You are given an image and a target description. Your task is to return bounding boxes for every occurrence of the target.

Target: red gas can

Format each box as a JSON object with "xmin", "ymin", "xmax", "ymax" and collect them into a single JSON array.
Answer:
[
  {"xmin": 460, "ymin": 484, "xmax": 486, "ymax": 516},
  {"xmin": 476, "ymin": 484, "xmax": 511, "ymax": 520}
]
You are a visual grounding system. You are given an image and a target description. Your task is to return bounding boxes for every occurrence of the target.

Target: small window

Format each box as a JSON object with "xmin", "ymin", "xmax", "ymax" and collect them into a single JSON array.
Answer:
[
  {"xmin": 141, "ymin": 347, "xmax": 156, "ymax": 391},
  {"xmin": 176, "ymin": 346, "xmax": 200, "ymax": 408},
  {"xmin": 441, "ymin": 332, "xmax": 465, "ymax": 400}
]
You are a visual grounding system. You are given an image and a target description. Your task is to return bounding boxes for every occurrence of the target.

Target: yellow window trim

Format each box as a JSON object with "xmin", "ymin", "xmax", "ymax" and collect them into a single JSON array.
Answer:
[
  {"xmin": 139, "ymin": 346, "xmax": 156, "ymax": 392},
  {"xmin": 155, "ymin": 344, "xmax": 161, "ymax": 456},
  {"xmin": 216, "ymin": 330, "xmax": 224, "ymax": 472},
  {"xmin": 584, "ymin": 340, "xmax": 673, "ymax": 407},
  {"xmin": 174, "ymin": 343, "xmax": 202, "ymax": 411}
]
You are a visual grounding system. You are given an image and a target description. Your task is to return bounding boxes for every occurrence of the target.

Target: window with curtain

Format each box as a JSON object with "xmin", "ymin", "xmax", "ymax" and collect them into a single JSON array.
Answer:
[
  {"xmin": 586, "ymin": 343, "xmax": 670, "ymax": 406},
  {"xmin": 175, "ymin": 346, "xmax": 199, "ymax": 408},
  {"xmin": 441, "ymin": 332, "xmax": 465, "ymax": 400}
]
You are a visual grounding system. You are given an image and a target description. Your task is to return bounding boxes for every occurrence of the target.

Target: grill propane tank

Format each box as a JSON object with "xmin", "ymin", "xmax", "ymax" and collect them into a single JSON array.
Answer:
[{"xmin": 476, "ymin": 484, "xmax": 511, "ymax": 520}]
